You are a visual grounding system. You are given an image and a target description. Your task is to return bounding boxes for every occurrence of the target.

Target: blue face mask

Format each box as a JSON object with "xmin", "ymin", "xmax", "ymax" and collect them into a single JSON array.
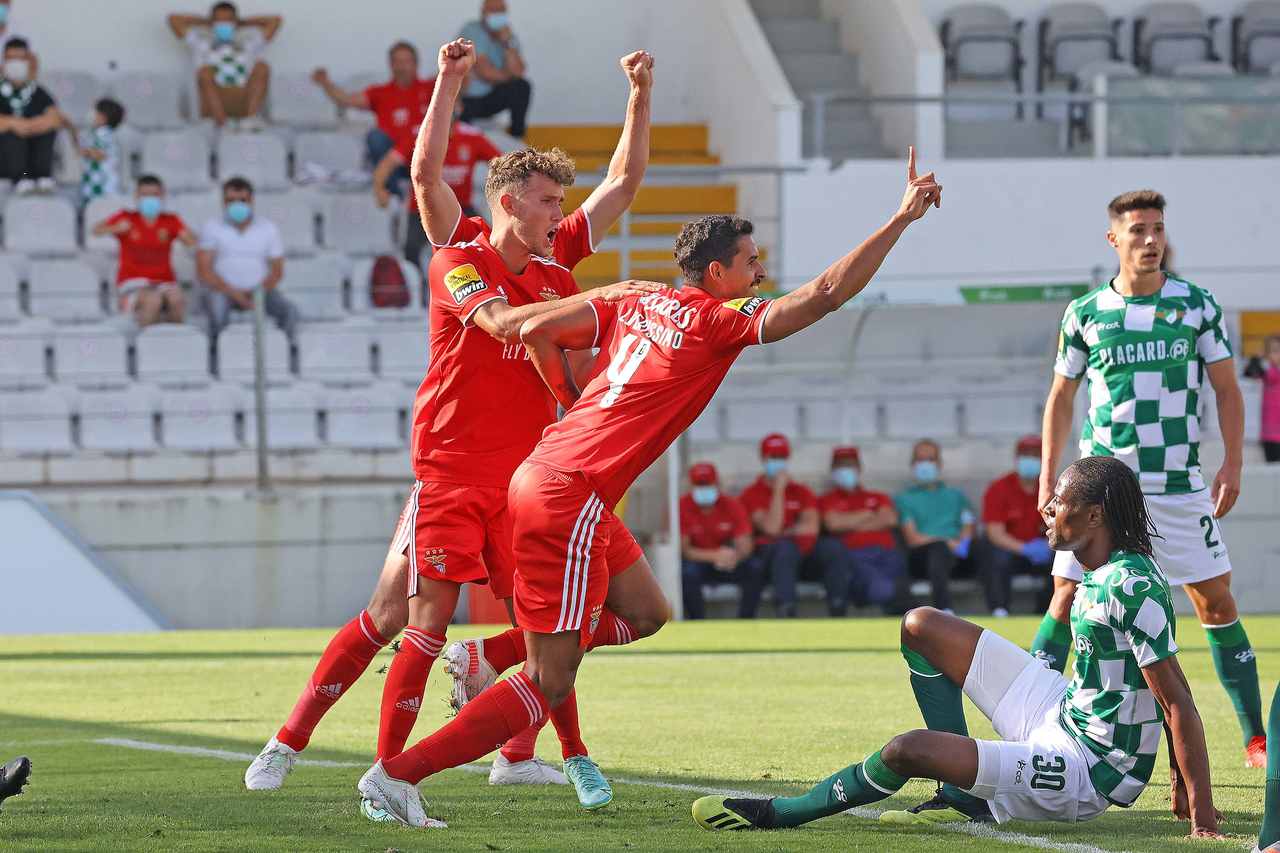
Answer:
[
  {"xmin": 691, "ymin": 486, "xmax": 718, "ymax": 508},
  {"xmin": 763, "ymin": 458, "xmax": 787, "ymax": 478},
  {"xmin": 913, "ymin": 460, "xmax": 939, "ymax": 483},
  {"xmin": 225, "ymin": 200, "xmax": 252, "ymax": 224},
  {"xmin": 137, "ymin": 196, "xmax": 163, "ymax": 220},
  {"xmin": 1015, "ymin": 456, "xmax": 1041, "ymax": 480},
  {"xmin": 484, "ymin": 12, "xmax": 510, "ymax": 29},
  {"xmin": 832, "ymin": 467, "xmax": 858, "ymax": 491},
  {"xmin": 212, "ymin": 21, "xmax": 236, "ymax": 43}
]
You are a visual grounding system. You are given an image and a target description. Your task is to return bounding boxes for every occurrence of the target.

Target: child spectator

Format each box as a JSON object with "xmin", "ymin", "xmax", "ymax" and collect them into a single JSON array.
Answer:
[{"xmin": 79, "ymin": 97, "xmax": 124, "ymax": 203}]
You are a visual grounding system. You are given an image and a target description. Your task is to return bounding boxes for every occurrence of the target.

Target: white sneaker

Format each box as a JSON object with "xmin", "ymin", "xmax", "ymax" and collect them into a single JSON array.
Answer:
[
  {"xmin": 35, "ymin": 177, "xmax": 55, "ymax": 193},
  {"xmin": 239, "ymin": 116, "xmax": 266, "ymax": 132},
  {"xmin": 991, "ymin": 607, "xmax": 1009, "ymax": 618},
  {"xmin": 357, "ymin": 760, "xmax": 445, "ymax": 828},
  {"xmin": 244, "ymin": 737, "xmax": 297, "ymax": 790},
  {"xmin": 14, "ymin": 178, "xmax": 34, "ymax": 195},
  {"xmin": 488, "ymin": 754, "xmax": 567, "ymax": 786},
  {"xmin": 442, "ymin": 638, "xmax": 497, "ymax": 713}
]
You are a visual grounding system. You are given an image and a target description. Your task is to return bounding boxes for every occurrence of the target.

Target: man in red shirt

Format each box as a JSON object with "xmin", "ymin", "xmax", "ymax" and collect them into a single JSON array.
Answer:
[
  {"xmin": 736, "ymin": 433, "xmax": 818, "ymax": 619},
  {"xmin": 978, "ymin": 434, "xmax": 1053, "ymax": 617},
  {"xmin": 358, "ymin": 149, "xmax": 942, "ymax": 827},
  {"xmin": 812, "ymin": 446, "xmax": 904, "ymax": 616},
  {"xmin": 91, "ymin": 174, "xmax": 196, "ymax": 330},
  {"xmin": 679, "ymin": 462, "xmax": 757, "ymax": 619}
]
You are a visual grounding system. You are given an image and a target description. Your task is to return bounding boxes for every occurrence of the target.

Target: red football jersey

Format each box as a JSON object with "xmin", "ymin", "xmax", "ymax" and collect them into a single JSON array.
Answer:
[
  {"xmin": 437, "ymin": 206, "xmax": 596, "ymax": 272},
  {"xmin": 441, "ymin": 123, "xmax": 502, "ymax": 211},
  {"xmin": 365, "ymin": 78, "xmax": 436, "ymax": 159},
  {"xmin": 107, "ymin": 210, "xmax": 189, "ymax": 285},
  {"xmin": 818, "ymin": 487, "xmax": 896, "ymax": 550},
  {"xmin": 411, "ymin": 232, "xmax": 579, "ymax": 487},
  {"xmin": 982, "ymin": 471, "xmax": 1045, "ymax": 542},
  {"xmin": 738, "ymin": 476, "xmax": 819, "ymax": 551},
  {"xmin": 527, "ymin": 287, "xmax": 773, "ymax": 508},
  {"xmin": 679, "ymin": 492, "xmax": 751, "ymax": 550}
]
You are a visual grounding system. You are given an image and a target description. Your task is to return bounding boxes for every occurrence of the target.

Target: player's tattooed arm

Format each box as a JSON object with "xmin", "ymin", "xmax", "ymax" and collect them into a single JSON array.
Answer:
[
  {"xmin": 1205, "ymin": 358, "xmax": 1244, "ymax": 518},
  {"xmin": 1039, "ymin": 373, "xmax": 1081, "ymax": 510},
  {"xmin": 519, "ymin": 303, "xmax": 601, "ymax": 409},
  {"xmin": 580, "ymin": 51, "xmax": 654, "ymax": 244},
  {"xmin": 413, "ymin": 40, "xmax": 475, "ymax": 247},
  {"xmin": 761, "ymin": 147, "xmax": 940, "ymax": 344},
  {"xmin": 1143, "ymin": 656, "xmax": 1224, "ymax": 838}
]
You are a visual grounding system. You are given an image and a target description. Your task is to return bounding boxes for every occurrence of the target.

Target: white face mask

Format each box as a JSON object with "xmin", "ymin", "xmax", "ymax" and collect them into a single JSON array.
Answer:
[{"xmin": 3, "ymin": 58, "xmax": 28, "ymax": 83}]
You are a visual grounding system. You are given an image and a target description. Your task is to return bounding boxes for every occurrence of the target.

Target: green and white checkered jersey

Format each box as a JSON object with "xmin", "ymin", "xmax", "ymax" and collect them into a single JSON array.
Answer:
[
  {"xmin": 1054, "ymin": 277, "xmax": 1233, "ymax": 495},
  {"xmin": 1060, "ymin": 549, "xmax": 1178, "ymax": 806}
]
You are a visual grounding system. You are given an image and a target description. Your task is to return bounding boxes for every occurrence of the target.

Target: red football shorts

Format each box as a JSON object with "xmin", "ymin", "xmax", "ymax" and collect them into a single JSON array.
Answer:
[
  {"xmin": 603, "ymin": 515, "xmax": 643, "ymax": 577},
  {"xmin": 389, "ymin": 480, "xmax": 515, "ymax": 600},
  {"xmin": 509, "ymin": 461, "xmax": 622, "ymax": 645}
]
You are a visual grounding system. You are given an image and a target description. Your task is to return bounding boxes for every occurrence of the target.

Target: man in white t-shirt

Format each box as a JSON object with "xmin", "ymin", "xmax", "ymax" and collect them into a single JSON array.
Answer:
[
  {"xmin": 197, "ymin": 175, "xmax": 297, "ymax": 339},
  {"xmin": 168, "ymin": 1, "xmax": 281, "ymax": 129}
]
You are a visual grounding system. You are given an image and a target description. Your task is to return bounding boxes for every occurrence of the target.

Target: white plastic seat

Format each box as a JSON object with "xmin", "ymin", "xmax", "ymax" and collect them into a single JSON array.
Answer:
[
  {"xmin": 50, "ymin": 323, "xmax": 129, "ymax": 384},
  {"xmin": 1171, "ymin": 60, "xmax": 1235, "ymax": 76},
  {"xmin": 216, "ymin": 323, "xmax": 292, "ymax": 382},
  {"xmin": 217, "ymin": 133, "xmax": 289, "ymax": 191},
  {"xmin": 110, "ymin": 71, "xmax": 186, "ymax": 130},
  {"xmin": 883, "ymin": 397, "xmax": 961, "ymax": 439},
  {"xmin": 294, "ymin": 131, "xmax": 365, "ymax": 175},
  {"xmin": 135, "ymin": 324, "xmax": 211, "ymax": 384},
  {"xmin": 0, "ymin": 321, "xmax": 49, "ymax": 383},
  {"xmin": 374, "ymin": 321, "xmax": 429, "ymax": 381},
  {"xmin": 253, "ymin": 191, "xmax": 319, "ymax": 254},
  {"xmin": 0, "ymin": 385, "xmax": 73, "ymax": 453},
  {"xmin": 1137, "ymin": 2, "xmax": 1216, "ymax": 74},
  {"xmin": 964, "ymin": 393, "xmax": 1040, "ymax": 438},
  {"xmin": 1238, "ymin": 1, "xmax": 1280, "ymax": 72},
  {"xmin": 324, "ymin": 381, "xmax": 405, "ymax": 448},
  {"xmin": 244, "ymin": 381, "xmax": 321, "ymax": 450},
  {"xmin": 943, "ymin": 4, "xmax": 1023, "ymax": 79},
  {"xmin": 42, "ymin": 71, "xmax": 102, "ymax": 126},
  {"xmin": 82, "ymin": 194, "xmax": 134, "ymax": 253},
  {"xmin": 168, "ymin": 191, "xmax": 223, "ymax": 239},
  {"xmin": 268, "ymin": 72, "xmax": 341, "ymax": 129},
  {"xmin": 724, "ymin": 400, "xmax": 801, "ymax": 442},
  {"xmin": 76, "ymin": 383, "xmax": 160, "ymax": 452},
  {"xmin": 4, "ymin": 195, "xmax": 77, "ymax": 254},
  {"xmin": 1041, "ymin": 3, "xmax": 1117, "ymax": 82},
  {"xmin": 322, "ymin": 192, "xmax": 394, "ymax": 255},
  {"xmin": 160, "ymin": 381, "xmax": 242, "ymax": 450},
  {"xmin": 0, "ymin": 256, "xmax": 20, "ymax": 319},
  {"xmin": 282, "ymin": 253, "xmax": 346, "ymax": 320},
  {"xmin": 349, "ymin": 255, "xmax": 423, "ymax": 313},
  {"xmin": 803, "ymin": 397, "xmax": 879, "ymax": 440},
  {"xmin": 297, "ymin": 322, "xmax": 372, "ymax": 382},
  {"xmin": 28, "ymin": 258, "xmax": 104, "ymax": 321},
  {"xmin": 142, "ymin": 130, "xmax": 213, "ymax": 191}
]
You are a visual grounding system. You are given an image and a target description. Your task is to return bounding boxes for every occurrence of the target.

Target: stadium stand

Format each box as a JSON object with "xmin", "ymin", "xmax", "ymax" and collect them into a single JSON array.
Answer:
[
  {"xmin": 321, "ymin": 192, "xmax": 395, "ymax": 255},
  {"xmin": 215, "ymin": 133, "xmax": 290, "ymax": 190},
  {"xmin": 5, "ymin": 195, "xmax": 78, "ymax": 255},
  {"xmin": 160, "ymin": 382, "xmax": 243, "ymax": 451},
  {"xmin": 27, "ymin": 258, "xmax": 104, "ymax": 322},
  {"xmin": 323, "ymin": 380, "xmax": 405, "ymax": 449},
  {"xmin": 109, "ymin": 71, "xmax": 187, "ymax": 131},
  {"xmin": 243, "ymin": 381, "xmax": 322, "ymax": 450},
  {"xmin": 135, "ymin": 324, "xmax": 211, "ymax": 385},
  {"xmin": 42, "ymin": 70, "xmax": 102, "ymax": 129},
  {"xmin": 282, "ymin": 252, "xmax": 347, "ymax": 320},
  {"xmin": 142, "ymin": 129, "xmax": 213, "ymax": 192},
  {"xmin": 296, "ymin": 321, "xmax": 373, "ymax": 383},
  {"xmin": 268, "ymin": 72, "xmax": 342, "ymax": 129},
  {"xmin": 216, "ymin": 323, "xmax": 292, "ymax": 383},
  {"xmin": 0, "ymin": 385, "xmax": 74, "ymax": 454},
  {"xmin": 50, "ymin": 323, "xmax": 128, "ymax": 385},
  {"xmin": 76, "ymin": 383, "xmax": 160, "ymax": 453},
  {"xmin": 293, "ymin": 131, "xmax": 365, "ymax": 176},
  {"xmin": 0, "ymin": 257, "xmax": 21, "ymax": 319},
  {"xmin": 0, "ymin": 320, "xmax": 48, "ymax": 385},
  {"xmin": 1233, "ymin": 0, "xmax": 1280, "ymax": 70},
  {"xmin": 254, "ymin": 190, "xmax": 321, "ymax": 255}
]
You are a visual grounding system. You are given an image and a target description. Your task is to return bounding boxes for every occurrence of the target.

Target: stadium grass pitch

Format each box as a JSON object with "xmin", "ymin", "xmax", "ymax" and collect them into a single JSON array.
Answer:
[{"xmin": 0, "ymin": 616, "xmax": 1273, "ymax": 851}]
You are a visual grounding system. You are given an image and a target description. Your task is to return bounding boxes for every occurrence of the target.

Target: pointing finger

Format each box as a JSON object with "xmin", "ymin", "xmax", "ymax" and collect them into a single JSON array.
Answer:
[{"xmin": 907, "ymin": 145, "xmax": 917, "ymax": 181}]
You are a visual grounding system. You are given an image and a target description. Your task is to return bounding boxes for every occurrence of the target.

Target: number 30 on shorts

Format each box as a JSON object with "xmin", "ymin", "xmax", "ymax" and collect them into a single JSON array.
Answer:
[{"xmin": 1029, "ymin": 754, "xmax": 1066, "ymax": 791}]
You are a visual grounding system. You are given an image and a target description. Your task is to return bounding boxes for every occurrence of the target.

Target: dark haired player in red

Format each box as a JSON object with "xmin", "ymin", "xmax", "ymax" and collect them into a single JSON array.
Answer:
[{"xmin": 358, "ymin": 148, "xmax": 943, "ymax": 827}]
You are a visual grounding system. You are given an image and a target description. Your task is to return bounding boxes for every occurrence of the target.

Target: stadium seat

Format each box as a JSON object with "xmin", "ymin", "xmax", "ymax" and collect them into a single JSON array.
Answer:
[
  {"xmin": 217, "ymin": 133, "xmax": 289, "ymax": 191},
  {"xmin": 297, "ymin": 322, "xmax": 372, "ymax": 382},
  {"xmin": 0, "ymin": 320, "xmax": 49, "ymax": 384},
  {"xmin": 142, "ymin": 130, "xmax": 213, "ymax": 192},
  {"xmin": 724, "ymin": 399, "xmax": 801, "ymax": 441},
  {"xmin": 159, "ymin": 382, "xmax": 242, "ymax": 451},
  {"xmin": 802, "ymin": 397, "xmax": 879, "ymax": 440},
  {"xmin": 766, "ymin": 309, "xmax": 857, "ymax": 365},
  {"xmin": 883, "ymin": 396, "xmax": 961, "ymax": 439},
  {"xmin": 1134, "ymin": 2, "xmax": 1218, "ymax": 75},
  {"xmin": 0, "ymin": 255, "xmax": 20, "ymax": 319},
  {"xmin": 942, "ymin": 4, "xmax": 1025, "ymax": 82},
  {"xmin": 216, "ymin": 323, "xmax": 292, "ymax": 382},
  {"xmin": 322, "ymin": 193, "xmax": 395, "ymax": 255},
  {"xmin": 1037, "ymin": 2, "xmax": 1119, "ymax": 91},
  {"xmin": 294, "ymin": 131, "xmax": 365, "ymax": 175},
  {"xmin": 268, "ymin": 72, "xmax": 341, "ymax": 129},
  {"xmin": 28, "ymin": 258, "xmax": 105, "ymax": 321},
  {"xmin": 82, "ymin": 194, "xmax": 133, "ymax": 253},
  {"xmin": 76, "ymin": 383, "xmax": 160, "ymax": 452},
  {"xmin": 42, "ymin": 71, "xmax": 102, "ymax": 127},
  {"xmin": 687, "ymin": 403, "xmax": 721, "ymax": 442},
  {"xmin": 109, "ymin": 71, "xmax": 186, "ymax": 130},
  {"xmin": 50, "ymin": 323, "xmax": 129, "ymax": 385},
  {"xmin": 135, "ymin": 324, "xmax": 211, "ymax": 384},
  {"xmin": 281, "ymin": 253, "xmax": 346, "ymax": 320},
  {"xmin": 168, "ymin": 190, "xmax": 223, "ymax": 237},
  {"xmin": 1233, "ymin": 0, "xmax": 1280, "ymax": 72},
  {"xmin": 4, "ymin": 195, "xmax": 77, "ymax": 254},
  {"xmin": 1171, "ymin": 60, "xmax": 1236, "ymax": 76},
  {"xmin": 373, "ymin": 321, "xmax": 429, "ymax": 382},
  {"xmin": 349, "ymin": 255, "xmax": 423, "ymax": 313},
  {"xmin": 254, "ymin": 190, "xmax": 320, "ymax": 255},
  {"xmin": 244, "ymin": 381, "xmax": 322, "ymax": 450},
  {"xmin": 324, "ymin": 381, "xmax": 405, "ymax": 449},
  {"xmin": 963, "ymin": 392, "xmax": 1040, "ymax": 437},
  {"xmin": 0, "ymin": 385, "xmax": 73, "ymax": 453}
]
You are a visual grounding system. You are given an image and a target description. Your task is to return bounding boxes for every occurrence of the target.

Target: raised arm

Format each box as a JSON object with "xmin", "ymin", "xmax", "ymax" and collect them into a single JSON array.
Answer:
[
  {"xmin": 311, "ymin": 68, "xmax": 369, "ymax": 110},
  {"xmin": 412, "ymin": 40, "xmax": 473, "ymax": 246},
  {"xmin": 1142, "ymin": 656, "xmax": 1223, "ymax": 838},
  {"xmin": 167, "ymin": 13, "xmax": 206, "ymax": 39},
  {"xmin": 1038, "ymin": 373, "xmax": 1080, "ymax": 510},
  {"xmin": 242, "ymin": 14, "xmax": 284, "ymax": 41},
  {"xmin": 579, "ymin": 51, "xmax": 653, "ymax": 241},
  {"xmin": 518, "ymin": 301, "xmax": 602, "ymax": 409},
  {"xmin": 1205, "ymin": 358, "xmax": 1243, "ymax": 518},
  {"xmin": 761, "ymin": 148, "xmax": 940, "ymax": 344}
]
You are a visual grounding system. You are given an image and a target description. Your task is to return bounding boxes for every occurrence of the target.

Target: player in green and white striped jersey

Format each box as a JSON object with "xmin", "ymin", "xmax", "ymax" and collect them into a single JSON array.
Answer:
[{"xmin": 1026, "ymin": 190, "xmax": 1266, "ymax": 770}]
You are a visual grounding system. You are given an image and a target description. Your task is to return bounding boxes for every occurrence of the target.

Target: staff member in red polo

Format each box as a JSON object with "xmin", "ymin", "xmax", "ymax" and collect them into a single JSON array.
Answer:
[
  {"xmin": 979, "ymin": 434, "xmax": 1054, "ymax": 617},
  {"xmin": 679, "ymin": 462, "xmax": 758, "ymax": 619}
]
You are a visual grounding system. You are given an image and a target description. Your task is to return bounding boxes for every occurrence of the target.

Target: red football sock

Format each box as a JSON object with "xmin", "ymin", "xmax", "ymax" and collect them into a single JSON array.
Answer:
[
  {"xmin": 377, "ymin": 627, "xmax": 446, "ymax": 759},
  {"xmin": 586, "ymin": 609, "xmax": 636, "ymax": 650},
  {"xmin": 383, "ymin": 672, "xmax": 548, "ymax": 784},
  {"xmin": 500, "ymin": 716, "xmax": 544, "ymax": 763},
  {"xmin": 549, "ymin": 689, "xmax": 588, "ymax": 759},
  {"xmin": 277, "ymin": 609, "xmax": 387, "ymax": 751},
  {"xmin": 482, "ymin": 627, "xmax": 526, "ymax": 674}
]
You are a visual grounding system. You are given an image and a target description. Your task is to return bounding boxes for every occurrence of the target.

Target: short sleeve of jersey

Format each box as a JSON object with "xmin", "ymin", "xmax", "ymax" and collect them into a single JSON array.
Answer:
[
  {"xmin": 435, "ymin": 214, "xmax": 485, "ymax": 249},
  {"xmin": 197, "ymin": 220, "xmax": 219, "ymax": 251},
  {"xmin": 1112, "ymin": 575, "xmax": 1179, "ymax": 668},
  {"xmin": 430, "ymin": 248, "xmax": 505, "ymax": 324},
  {"xmin": 893, "ymin": 493, "xmax": 917, "ymax": 527},
  {"xmin": 106, "ymin": 209, "xmax": 128, "ymax": 228},
  {"xmin": 1196, "ymin": 288, "xmax": 1233, "ymax": 364},
  {"xmin": 168, "ymin": 213, "xmax": 191, "ymax": 236},
  {"xmin": 1055, "ymin": 302, "xmax": 1088, "ymax": 379},
  {"xmin": 553, "ymin": 207, "xmax": 596, "ymax": 270},
  {"xmin": 588, "ymin": 297, "xmax": 619, "ymax": 347},
  {"xmin": 703, "ymin": 296, "xmax": 773, "ymax": 353}
]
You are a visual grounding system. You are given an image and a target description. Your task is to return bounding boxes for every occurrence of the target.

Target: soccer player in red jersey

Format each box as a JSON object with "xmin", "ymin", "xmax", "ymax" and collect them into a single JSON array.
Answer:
[
  {"xmin": 358, "ymin": 149, "xmax": 943, "ymax": 828},
  {"xmin": 246, "ymin": 41, "xmax": 669, "ymax": 807}
]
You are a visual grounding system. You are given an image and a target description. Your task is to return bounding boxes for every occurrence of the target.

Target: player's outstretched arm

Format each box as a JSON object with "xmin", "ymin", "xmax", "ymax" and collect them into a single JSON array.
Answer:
[
  {"xmin": 473, "ymin": 279, "xmax": 662, "ymax": 345},
  {"xmin": 412, "ymin": 40, "xmax": 474, "ymax": 247},
  {"xmin": 579, "ymin": 51, "xmax": 654, "ymax": 244},
  {"xmin": 1039, "ymin": 373, "xmax": 1080, "ymax": 510},
  {"xmin": 1143, "ymin": 656, "xmax": 1224, "ymax": 838},
  {"xmin": 1205, "ymin": 358, "xmax": 1244, "ymax": 518},
  {"xmin": 760, "ymin": 147, "xmax": 940, "ymax": 345},
  {"xmin": 519, "ymin": 303, "xmax": 601, "ymax": 409}
]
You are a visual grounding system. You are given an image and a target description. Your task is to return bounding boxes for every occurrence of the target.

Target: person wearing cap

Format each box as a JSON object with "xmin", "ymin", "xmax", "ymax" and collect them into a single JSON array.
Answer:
[
  {"xmin": 736, "ymin": 433, "xmax": 819, "ymax": 618},
  {"xmin": 977, "ymin": 435, "xmax": 1053, "ymax": 617},
  {"xmin": 893, "ymin": 439, "xmax": 975, "ymax": 613},
  {"xmin": 811, "ymin": 446, "xmax": 904, "ymax": 616},
  {"xmin": 679, "ymin": 462, "xmax": 759, "ymax": 619}
]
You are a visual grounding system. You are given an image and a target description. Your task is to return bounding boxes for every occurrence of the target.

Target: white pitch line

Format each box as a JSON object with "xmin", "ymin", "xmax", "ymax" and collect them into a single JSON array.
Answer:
[{"xmin": 94, "ymin": 738, "xmax": 1130, "ymax": 853}]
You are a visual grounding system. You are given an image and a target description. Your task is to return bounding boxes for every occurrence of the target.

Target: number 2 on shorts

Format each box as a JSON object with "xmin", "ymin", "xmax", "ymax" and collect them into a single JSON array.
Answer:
[
  {"xmin": 601, "ymin": 333, "xmax": 651, "ymax": 409},
  {"xmin": 1199, "ymin": 514, "xmax": 1221, "ymax": 550}
]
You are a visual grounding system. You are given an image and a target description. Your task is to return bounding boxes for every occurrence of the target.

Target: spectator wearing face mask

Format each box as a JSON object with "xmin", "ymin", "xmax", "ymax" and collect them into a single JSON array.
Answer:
[
  {"xmin": 458, "ymin": 0, "xmax": 532, "ymax": 138},
  {"xmin": 0, "ymin": 37, "xmax": 57, "ymax": 193},
  {"xmin": 679, "ymin": 462, "xmax": 758, "ymax": 620},
  {"xmin": 810, "ymin": 446, "xmax": 905, "ymax": 616},
  {"xmin": 169, "ymin": 2, "xmax": 281, "ymax": 130},
  {"xmin": 893, "ymin": 439, "xmax": 975, "ymax": 613},
  {"xmin": 736, "ymin": 433, "xmax": 819, "ymax": 619},
  {"xmin": 978, "ymin": 435, "xmax": 1053, "ymax": 617}
]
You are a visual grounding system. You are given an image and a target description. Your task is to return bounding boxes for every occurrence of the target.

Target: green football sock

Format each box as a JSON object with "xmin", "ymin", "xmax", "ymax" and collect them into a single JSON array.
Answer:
[
  {"xmin": 1259, "ymin": 681, "xmax": 1280, "ymax": 848},
  {"xmin": 770, "ymin": 749, "xmax": 907, "ymax": 828},
  {"xmin": 1029, "ymin": 613, "xmax": 1071, "ymax": 674},
  {"xmin": 1206, "ymin": 620, "xmax": 1264, "ymax": 744},
  {"xmin": 900, "ymin": 644, "xmax": 984, "ymax": 811}
]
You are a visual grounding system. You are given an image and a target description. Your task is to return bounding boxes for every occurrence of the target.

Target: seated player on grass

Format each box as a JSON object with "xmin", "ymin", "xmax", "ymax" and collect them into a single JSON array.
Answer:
[{"xmin": 693, "ymin": 455, "xmax": 1224, "ymax": 840}]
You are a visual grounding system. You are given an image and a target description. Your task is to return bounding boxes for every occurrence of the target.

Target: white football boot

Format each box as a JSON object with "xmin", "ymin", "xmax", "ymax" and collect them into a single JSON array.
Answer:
[
  {"xmin": 244, "ymin": 737, "xmax": 297, "ymax": 790},
  {"xmin": 488, "ymin": 753, "xmax": 568, "ymax": 785},
  {"xmin": 442, "ymin": 639, "xmax": 497, "ymax": 713},
  {"xmin": 357, "ymin": 760, "xmax": 446, "ymax": 828}
]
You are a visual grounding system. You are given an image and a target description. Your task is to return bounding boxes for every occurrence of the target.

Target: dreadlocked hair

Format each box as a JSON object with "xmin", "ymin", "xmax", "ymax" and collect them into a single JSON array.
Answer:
[{"xmin": 1063, "ymin": 456, "xmax": 1160, "ymax": 557}]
